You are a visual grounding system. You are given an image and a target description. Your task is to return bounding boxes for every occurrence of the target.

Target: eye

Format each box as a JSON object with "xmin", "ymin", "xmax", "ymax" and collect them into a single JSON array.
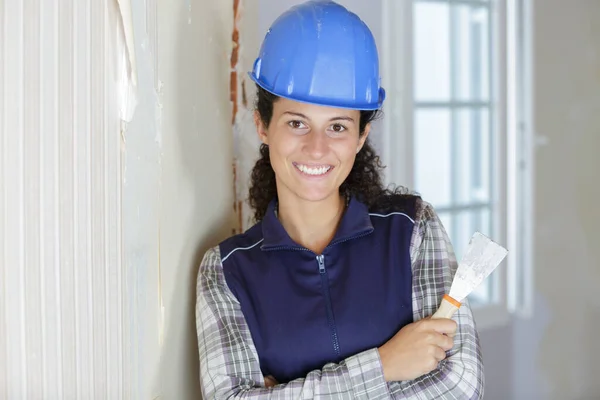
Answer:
[
  {"xmin": 288, "ymin": 120, "xmax": 307, "ymax": 130},
  {"xmin": 329, "ymin": 124, "xmax": 347, "ymax": 133}
]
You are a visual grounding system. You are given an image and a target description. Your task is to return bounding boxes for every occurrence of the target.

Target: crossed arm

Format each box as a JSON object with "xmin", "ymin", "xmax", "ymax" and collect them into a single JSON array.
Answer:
[{"xmin": 195, "ymin": 201, "xmax": 483, "ymax": 399}]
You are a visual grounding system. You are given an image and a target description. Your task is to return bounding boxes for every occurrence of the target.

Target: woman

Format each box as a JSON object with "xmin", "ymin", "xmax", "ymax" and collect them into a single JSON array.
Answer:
[{"xmin": 196, "ymin": 1, "xmax": 483, "ymax": 398}]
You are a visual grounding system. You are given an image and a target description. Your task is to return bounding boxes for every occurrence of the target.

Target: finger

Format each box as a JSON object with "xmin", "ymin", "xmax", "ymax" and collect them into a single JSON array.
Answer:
[
  {"xmin": 425, "ymin": 318, "xmax": 457, "ymax": 335},
  {"xmin": 441, "ymin": 334, "xmax": 454, "ymax": 351},
  {"xmin": 266, "ymin": 376, "xmax": 278, "ymax": 385},
  {"xmin": 264, "ymin": 375, "xmax": 278, "ymax": 388},
  {"xmin": 427, "ymin": 331, "xmax": 454, "ymax": 350},
  {"xmin": 264, "ymin": 379, "xmax": 275, "ymax": 388},
  {"xmin": 434, "ymin": 346, "xmax": 447, "ymax": 362}
]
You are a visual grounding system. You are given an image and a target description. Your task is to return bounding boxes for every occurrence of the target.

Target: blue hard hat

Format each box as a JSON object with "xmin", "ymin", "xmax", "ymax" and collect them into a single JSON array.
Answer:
[{"xmin": 249, "ymin": 0, "xmax": 385, "ymax": 110}]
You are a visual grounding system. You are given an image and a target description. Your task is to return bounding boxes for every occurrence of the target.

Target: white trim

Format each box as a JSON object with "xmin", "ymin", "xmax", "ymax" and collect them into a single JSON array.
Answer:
[
  {"xmin": 415, "ymin": 100, "xmax": 491, "ymax": 108},
  {"xmin": 506, "ymin": 0, "xmax": 535, "ymax": 318},
  {"xmin": 381, "ymin": 0, "xmax": 414, "ymax": 189},
  {"xmin": 506, "ymin": 0, "xmax": 518, "ymax": 319},
  {"xmin": 222, "ymin": 239, "xmax": 265, "ymax": 262},
  {"xmin": 369, "ymin": 212, "xmax": 416, "ymax": 224},
  {"xmin": 435, "ymin": 202, "xmax": 492, "ymax": 214},
  {"xmin": 492, "ymin": 0, "xmax": 509, "ymax": 309},
  {"xmin": 519, "ymin": 0, "xmax": 535, "ymax": 319},
  {"xmin": 415, "ymin": 0, "xmax": 491, "ymax": 7}
]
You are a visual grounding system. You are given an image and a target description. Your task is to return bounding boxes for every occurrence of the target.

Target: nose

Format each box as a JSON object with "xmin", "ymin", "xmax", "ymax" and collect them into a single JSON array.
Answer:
[{"xmin": 303, "ymin": 131, "xmax": 328, "ymax": 158}]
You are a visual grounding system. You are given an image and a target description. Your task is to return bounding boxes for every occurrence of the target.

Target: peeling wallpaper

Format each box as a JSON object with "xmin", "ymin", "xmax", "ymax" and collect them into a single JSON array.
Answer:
[{"xmin": 1, "ymin": 0, "xmax": 130, "ymax": 397}]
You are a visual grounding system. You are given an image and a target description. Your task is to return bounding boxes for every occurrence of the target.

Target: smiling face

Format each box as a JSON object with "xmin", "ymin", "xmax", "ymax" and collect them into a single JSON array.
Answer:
[{"xmin": 255, "ymin": 97, "xmax": 370, "ymax": 204}]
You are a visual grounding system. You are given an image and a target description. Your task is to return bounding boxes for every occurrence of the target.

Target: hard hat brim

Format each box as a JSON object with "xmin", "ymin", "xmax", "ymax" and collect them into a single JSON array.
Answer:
[{"xmin": 249, "ymin": 72, "xmax": 385, "ymax": 111}]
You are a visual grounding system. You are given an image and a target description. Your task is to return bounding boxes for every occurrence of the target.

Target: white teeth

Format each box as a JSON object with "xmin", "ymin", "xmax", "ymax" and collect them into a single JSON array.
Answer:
[{"xmin": 296, "ymin": 164, "xmax": 331, "ymax": 176}]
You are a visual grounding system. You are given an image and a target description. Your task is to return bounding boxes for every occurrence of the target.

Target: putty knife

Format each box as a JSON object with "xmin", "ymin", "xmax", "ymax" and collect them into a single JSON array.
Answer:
[{"xmin": 432, "ymin": 232, "xmax": 508, "ymax": 319}]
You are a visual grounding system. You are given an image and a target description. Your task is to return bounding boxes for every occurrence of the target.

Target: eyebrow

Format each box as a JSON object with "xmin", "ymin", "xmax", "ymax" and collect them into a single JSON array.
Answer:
[{"xmin": 282, "ymin": 111, "xmax": 356, "ymax": 123}]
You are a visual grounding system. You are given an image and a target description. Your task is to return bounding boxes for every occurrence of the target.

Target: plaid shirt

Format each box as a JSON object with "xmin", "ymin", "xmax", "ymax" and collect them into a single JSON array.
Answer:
[{"xmin": 196, "ymin": 198, "xmax": 484, "ymax": 399}]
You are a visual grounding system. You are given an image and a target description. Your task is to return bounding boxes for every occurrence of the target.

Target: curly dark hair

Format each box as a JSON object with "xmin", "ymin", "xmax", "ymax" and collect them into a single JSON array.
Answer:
[{"xmin": 248, "ymin": 85, "xmax": 412, "ymax": 222}]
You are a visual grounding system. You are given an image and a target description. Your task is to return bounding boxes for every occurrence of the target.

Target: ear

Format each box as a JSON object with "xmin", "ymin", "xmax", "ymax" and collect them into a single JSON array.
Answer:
[
  {"xmin": 254, "ymin": 111, "xmax": 269, "ymax": 145},
  {"xmin": 357, "ymin": 123, "xmax": 371, "ymax": 153}
]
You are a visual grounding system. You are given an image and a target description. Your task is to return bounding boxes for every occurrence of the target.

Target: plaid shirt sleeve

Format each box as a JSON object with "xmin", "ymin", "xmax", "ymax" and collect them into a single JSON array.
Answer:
[
  {"xmin": 387, "ymin": 199, "xmax": 484, "ymax": 399},
  {"xmin": 196, "ymin": 198, "xmax": 483, "ymax": 399}
]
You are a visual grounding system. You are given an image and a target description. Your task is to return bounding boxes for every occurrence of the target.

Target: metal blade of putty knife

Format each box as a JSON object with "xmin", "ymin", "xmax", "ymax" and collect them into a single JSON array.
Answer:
[
  {"xmin": 432, "ymin": 232, "xmax": 508, "ymax": 319},
  {"xmin": 448, "ymin": 232, "xmax": 508, "ymax": 303}
]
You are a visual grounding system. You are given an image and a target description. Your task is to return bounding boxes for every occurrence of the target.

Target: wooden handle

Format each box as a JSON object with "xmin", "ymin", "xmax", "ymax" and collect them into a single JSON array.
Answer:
[{"xmin": 431, "ymin": 295, "xmax": 461, "ymax": 319}]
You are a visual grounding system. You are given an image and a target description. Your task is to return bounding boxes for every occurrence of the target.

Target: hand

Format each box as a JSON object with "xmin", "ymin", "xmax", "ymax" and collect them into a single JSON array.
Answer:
[
  {"xmin": 264, "ymin": 375, "xmax": 278, "ymax": 388},
  {"xmin": 378, "ymin": 318, "xmax": 457, "ymax": 382}
]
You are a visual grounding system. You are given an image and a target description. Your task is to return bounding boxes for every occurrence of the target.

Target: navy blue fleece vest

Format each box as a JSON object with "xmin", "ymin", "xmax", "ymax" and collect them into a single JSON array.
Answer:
[{"xmin": 220, "ymin": 197, "xmax": 416, "ymax": 383}]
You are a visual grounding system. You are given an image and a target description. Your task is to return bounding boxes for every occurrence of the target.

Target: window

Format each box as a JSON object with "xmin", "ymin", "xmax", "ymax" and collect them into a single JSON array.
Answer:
[
  {"xmin": 413, "ymin": 0, "xmax": 495, "ymax": 305},
  {"xmin": 381, "ymin": 0, "xmax": 533, "ymax": 327}
]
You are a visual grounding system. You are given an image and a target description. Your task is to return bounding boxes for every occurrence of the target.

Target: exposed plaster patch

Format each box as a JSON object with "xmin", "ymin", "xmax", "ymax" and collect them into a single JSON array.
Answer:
[
  {"xmin": 116, "ymin": 0, "xmax": 138, "ymax": 122},
  {"xmin": 231, "ymin": 0, "xmax": 243, "ymax": 233}
]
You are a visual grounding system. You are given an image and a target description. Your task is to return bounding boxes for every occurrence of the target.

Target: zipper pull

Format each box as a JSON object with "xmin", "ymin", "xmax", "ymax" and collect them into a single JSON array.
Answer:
[{"xmin": 317, "ymin": 255, "xmax": 325, "ymax": 273}]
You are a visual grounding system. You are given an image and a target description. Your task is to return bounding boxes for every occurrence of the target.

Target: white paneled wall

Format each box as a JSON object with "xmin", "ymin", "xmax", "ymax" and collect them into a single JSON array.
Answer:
[
  {"xmin": 1, "ymin": 0, "xmax": 128, "ymax": 398},
  {"xmin": 1, "ymin": 0, "xmax": 237, "ymax": 397}
]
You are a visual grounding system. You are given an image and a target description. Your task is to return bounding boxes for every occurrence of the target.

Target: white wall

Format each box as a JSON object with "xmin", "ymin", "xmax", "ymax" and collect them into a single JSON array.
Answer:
[
  {"xmin": 0, "ymin": 0, "xmax": 235, "ymax": 398},
  {"xmin": 152, "ymin": 0, "xmax": 235, "ymax": 398},
  {"xmin": 117, "ymin": 0, "xmax": 237, "ymax": 398},
  {"xmin": 509, "ymin": 1, "xmax": 600, "ymax": 399},
  {"xmin": 122, "ymin": 0, "xmax": 162, "ymax": 397}
]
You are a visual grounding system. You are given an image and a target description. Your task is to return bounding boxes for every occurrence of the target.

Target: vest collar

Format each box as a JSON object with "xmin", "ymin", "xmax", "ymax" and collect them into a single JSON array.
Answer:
[{"xmin": 261, "ymin": 196, "xmax": 374, "ymax": 251}]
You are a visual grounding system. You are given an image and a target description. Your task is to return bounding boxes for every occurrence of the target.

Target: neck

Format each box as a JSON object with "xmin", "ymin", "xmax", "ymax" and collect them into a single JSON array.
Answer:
[{"xmin": 277, "ymin": 192, "xmax": 345, "ymax": 254}]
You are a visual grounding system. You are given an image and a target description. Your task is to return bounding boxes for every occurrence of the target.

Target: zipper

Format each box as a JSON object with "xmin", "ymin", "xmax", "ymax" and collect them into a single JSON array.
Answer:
[
  {"xmin": 261, "ymin": 232, "xmax": 373, "ymax": 357},
  {"xmin": 317, "ymin": 254, "xmax": 341, "ymax": 356}
]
